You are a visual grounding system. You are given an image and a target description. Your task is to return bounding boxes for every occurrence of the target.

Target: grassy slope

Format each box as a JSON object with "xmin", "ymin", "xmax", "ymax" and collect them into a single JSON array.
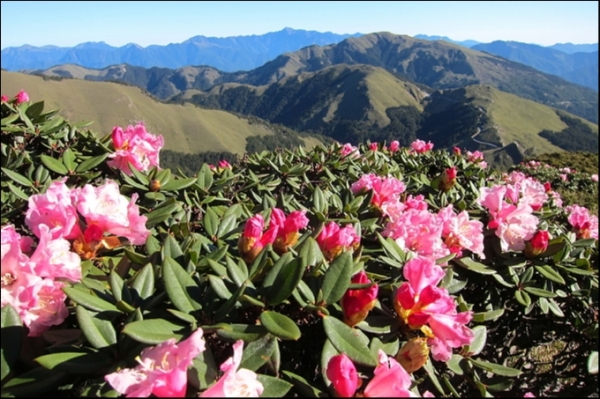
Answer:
[
  {"xmin": 464, "ymin": 85, "xmax": 598, "ymax": 155},
  {"xmin": 1, "ymin": 70, "xmax": 279, "ymax": 155}
]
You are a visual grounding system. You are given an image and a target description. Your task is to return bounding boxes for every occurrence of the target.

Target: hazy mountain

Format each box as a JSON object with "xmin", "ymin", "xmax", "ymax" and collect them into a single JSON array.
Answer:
[
  {"xmin": 548, "ymin": 43, "xmax": 598, "ymax": 54},
  {"xmin": 414, "ymin": 34, "xmax": 480, "ymax": 48},
  {"xmin": 33, "ymin": 32, "xmax": 599, "ymax": 124},
  {"xmin": 1, "ymin": 28, "xmax": 361, "ymax": 72},
  {"xmin": 472, "ymin": 41, "xmax": 598, "ymax": 90}
]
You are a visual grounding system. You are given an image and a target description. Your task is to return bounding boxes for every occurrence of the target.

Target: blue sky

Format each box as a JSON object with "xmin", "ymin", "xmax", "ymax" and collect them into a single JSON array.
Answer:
[{"xmin": 1, "ymin": 1, "xmax": 597, "ymax": 49}]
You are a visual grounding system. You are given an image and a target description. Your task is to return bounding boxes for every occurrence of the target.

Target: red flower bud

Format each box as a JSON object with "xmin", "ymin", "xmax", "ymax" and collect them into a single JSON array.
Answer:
[
  {"xmin": 524, "ymin": 230, "xmax": 550, "ymax": 258},
  {"xmin": 341, "ymin": 271, "xmax": 378, "ymax": 327}
]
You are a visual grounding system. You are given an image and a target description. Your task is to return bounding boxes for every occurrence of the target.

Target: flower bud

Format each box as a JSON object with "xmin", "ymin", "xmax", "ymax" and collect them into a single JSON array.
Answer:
[
  {"xmin": 341, "ymin": 271, "xmax": 379, "ymax": 327},
  {"xmin": 396, "ymin": 337, "xmax": 429, "ymax": 373},
  {"xmin": 524, "ymin": 230, "xmax": 549, "ymax": 258},
  {"xmin": 149, "ymin": 179, "xmax": 161, "ymax": 192},
  {"xmin": 326, "ymin": 354, "xmax": 360, "ymax": 398}
]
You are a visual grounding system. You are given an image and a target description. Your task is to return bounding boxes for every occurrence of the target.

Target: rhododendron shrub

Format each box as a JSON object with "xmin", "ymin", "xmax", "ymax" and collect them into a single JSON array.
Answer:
[{"xmin": 1, "ymin": 96, "xmax": 597, "ymax": 398}]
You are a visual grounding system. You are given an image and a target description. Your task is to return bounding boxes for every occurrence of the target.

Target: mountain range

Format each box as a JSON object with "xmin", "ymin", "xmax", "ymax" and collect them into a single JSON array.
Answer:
[
  {"xmin": 0, "ymin": 28, "xmax": 360, "ymax": 72},
  {"xmin": 3, "ymin": 28, "xmax": 597, "ymax": 91},
  {"xmin": 32, "ymin": 32, "xmax": 599, "ymax": 124}
]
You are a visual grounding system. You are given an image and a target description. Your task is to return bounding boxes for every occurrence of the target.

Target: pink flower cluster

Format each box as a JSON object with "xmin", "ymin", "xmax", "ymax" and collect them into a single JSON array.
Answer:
[
  {"xmin": 383, "ymin": 198, "xmax": 485, "ymax": 261},
  {"xmin": 394, "ymin": 257, "xmax": 474, "ymax": 362},
  {"xmin": 566, "ymin": 205, "xmax": 599, "ymax": 239},
  {"xmin": 1, "ymin": 224, "xmax": 77, "ymax": 336},
  {"xmin": 351, "ymin": 173, "xmax": 406, "ymax": 215},
  {"xmin": 410, "ymin": 139, "xmax": 434, "ymax": 154},
  {"xmin": 25, "ymin": 179, "xmax": 150, "ymax": 257},
  {"xmin": 466, "ymin": 150, "xmax": 488, "ymax": 169},
  {"xmin": 108, "ymin": 123, "xmax": 164, "ymax": 176},
  {"xmin": 389, "ymin": 140, "xmax": 400, "ymax": 152},
  {"xmin": 104, "ymin": 332, "xmax": 263, "ymax": 398},
  {"xmin": 238, "ymin": 208, "xmax": 309, "ymax": 262},
  {"xmin": 326, "ymin": 350, "xmax": 416, "ymax": 397},
  {"xmin": 1, "ymin": 90, "xmax": 29, "ymax": 104},
  {"xmin": 316, "ymin": 221, "xmax": 361, "ymax": 262},
  {"xmin": 478, "ymin": 178, "xmax": 544, "ymax": 252}
]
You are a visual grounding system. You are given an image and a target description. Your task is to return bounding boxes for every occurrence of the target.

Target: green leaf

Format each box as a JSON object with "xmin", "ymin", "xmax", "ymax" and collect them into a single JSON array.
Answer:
[
  {"xmin": 281, "ymin": 370, "xmax": 325, "ymax": 398},
  {"xmin": 7, "ymin": 181, "xmax": 31, "ymax": 200},
  {"xmin": 225, "ymin": 257, "xmax": 248, "ymax": 288},
  {"xmin": 196, "ymin": 164, "xmax": 214, "ymax": 190},
  {"xmin": 446, "ymin": 354, "xmax": 464, "ymax": 375},
  {"xmin": 470, "ymin": 358, "xmax": 522, "ymax": 376},
  {"xmin": 523, "ymin": 286, "xmax": 557, "ymax": 298},
  {"xmin": 63, "ymin": 287, "xmax": 119, "ymax": 313},
  {"xmin": 131, "ymin": 263, "xmax": 155, "ymax": 300},
  {"xmin": 1, "ymin": 305, "xmax": 24, "ymax": 381},
  {"xmin": 298, "ymin": 237, "xmax": 322, "ymax": 267},
  {"xmin": 75, "ymin": 306, "xmax": 117, "ymax": 349},
  {"xmin": 423, "ymin": 356, "xmax": 446, "ymax": 395},
  {"xmin": 467, "ymin": 326, "xmax": 487, "ymax": 356},
  {"xmin": 472, "ymin": 308, "xmax": 504, "ymax": 322},
  {"xmin": 514, "ymin": 290, "xmax": 532, "ymax": 307},
  {"xmin": 214, "ymin": 281, "xmax": 247, "ymax": 321},
  {"xmin": 159, "ymin": 177, "xmax": 195, "ymax": 191},
  {"xmin": 75, "ymin": 153, "xmax": 108, "ymax": 173},
  {"xmin": 145, "ymin": 198, "xmax": 180, "ymax": 227},
  {"xmin": 260, "ymin": 311, "xmax": 301, "ymax": 340},
  {"xmin": 162, "ymin": 234, "xmax": 184, "ymax": 263},
  {"xmin": 321, "ymin": 251, "xmax": 353, "ymax": 306},
  {"xmin": 192, "ymin": 347, "xmax": 219, "ymax": 390},
  {"xmin": 203, "ymin": 207, "xmax": 219, "ymax": 238},
  {"xmin": 1, "ymin": 367, "xmax": 68, "ymax": 397},
  {"xmin": 312, "ymin": 186, "xmax": 327, "ymax": 214},
  {"xmin": 588, "ymin": 351, "xmax": 598, "ymax": 374},
  {"xmin": 35, "ymin": 352, "xmax": 112, "ymax": 374},
  {"xmin": 267, "ymin": 258, "xmax": 305, "ymax": 305},
  {"xmin": 322, "ymin": 316, "xmax": 377, "ymax": 367},
  {"xmin": 217, "ymin": 213, "xmax": 238, "ymax": 239},
  {"xmin": 546, "ymin": 298, "xmax": 564, "ymax": 317},
  {"xmin": 376, "ymin": 232, "xmax": 404, "ymax": 263},
  {"xmin": 534, "ymin": 265, "xmax": 566, "ymax": 284},
  {"xmin": 40, "ymin": 154, "xmax": 68, "ymax": 174},
  {"xmin": 61, "ymin": 148, "xmax": 76, "ymax": 171},
  {"xmin": 1, "ymin": 167, "xmax": 33, "ymax": 187},
  {"xmin": 454, "ymin": 257, "xmax": 497, "ymax": 274},
  {"xmin": 162, "ymin": 257, "xmax": 202, "ymax": 313},
  {"xmin": 122, "ymin": 319, "xmax": 184, "ymax": 344},
  {"xmin": 239, "ymin": 334, "xmax": 277, "ymax": 371},
  {"xmin": 257, "ymin": 374, "xmax": 293, "ymax": 397},
  {"xmin": 215, "ymin": 324, "xmax": 268, "ymax": 342}
]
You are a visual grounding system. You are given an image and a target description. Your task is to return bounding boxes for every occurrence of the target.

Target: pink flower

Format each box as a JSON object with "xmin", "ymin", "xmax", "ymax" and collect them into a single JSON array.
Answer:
[
  {"xmin": 316, "ymin": 222, "xmax": 360, "ymax": 262},
  {"xmin": 394, "ymin": 257, "xmax": 473, "ymax": 362},
  {"xmin": 340, "ymin": 143, "xmax": 360, "ymax": 158},
  {"xmin": 15, "ymin": 90, "xmax": 29, "ymax": 104},
  {"xmin": 438, "ymin": 206, "xmax": 485, "ymax": 258},
  {"xmin": 25, "ymin": 179, "xmax": 81, "ymax": 240},
  {"xmin": 410, "ymin": 139, "xmax": 434, "ymax": 154},
  {"xmin": 453, "ymin": 147, "xmax": 462, "ymax": 155},
  {"xmin": 495, "ymin": 204, "xmax": 539, "ymax": 252},
  {"xmin": 107, "ymin": 123, "xmax": 164, "ymax": 176},
  {"xmin": 218, "ymin": 160, "xmax": 232, "ymax": 169},
  {"xmin": 18, "ymin": 279, "xmax": 69, "ymax": 337},
  {"xmin": 28, "ymin": 224, "xmax": 81, "ymax": 282},
  {"xmin": 1, "ymin": 95, "xmax": 8, "ymax": 102},
  {"xmin": 341, "ymin": 271, "xmax": 379, "ymax": 327},
  {"xmin": 363, "ymin": 350, "xmax": 415, "ymax": 397},
  {"xmin": 238, "ymin": 214, "xmax": 278, "ymax": 263},
  {"xmin": 524, "ymin": 393, "xmax": 535, "ymax": 398},
  {"xmin": 389, "ymin": 140, "xmax": 400, "ymax": 152},
  {"xmin": 351, "ymin": 173, "xmax": 406, "ymax": 213},
  {"xmin": 1, "ymin": 225, "xmax": 40, "ymax": 312},
  {"xmin": 105, "ymin": 328, "xmax": 205, "ymax": 397},
  {"xmin": 566, "ymin": 205, "xmax": 599, "ymax": 239},
  {"xmin": 384, "ymin": 209, "xmax": 449, "ymax": 260},
  {"xmin": 466, "ymin": 150, "xmax": 484, "ymax": 163},
  {"xmin": 369, "ymin": 142, "xmax": 379, "ymax": 151},
  {"xmin": 200, "ymin": 340, "xmax": 263, "ymax": 397},
  {"xmin": 592, "ymin": 174, "xmax": 598, "ymax": 182},
  {"xmin": 75, "ymin": 180, "xmax": 150, "ymax": 245},
  {"xmin": 270, "ymin": 208, "xmax": 309, "ymax": 254},
  {"xmin": 326, "ymin": 354, "xmax": 360, "ymax": 397}
]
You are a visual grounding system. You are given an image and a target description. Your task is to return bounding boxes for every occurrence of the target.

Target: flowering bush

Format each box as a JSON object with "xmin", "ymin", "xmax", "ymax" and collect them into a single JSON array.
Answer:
[{"xmin": 1, "ymin": 93, "xmax": 598, "ymax": 397}]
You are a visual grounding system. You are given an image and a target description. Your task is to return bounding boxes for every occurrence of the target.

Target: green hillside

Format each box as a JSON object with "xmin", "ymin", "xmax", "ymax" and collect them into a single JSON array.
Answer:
[{"xmin": 1, "ymin": 71, "xmax": 320, "ymax": 154}]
